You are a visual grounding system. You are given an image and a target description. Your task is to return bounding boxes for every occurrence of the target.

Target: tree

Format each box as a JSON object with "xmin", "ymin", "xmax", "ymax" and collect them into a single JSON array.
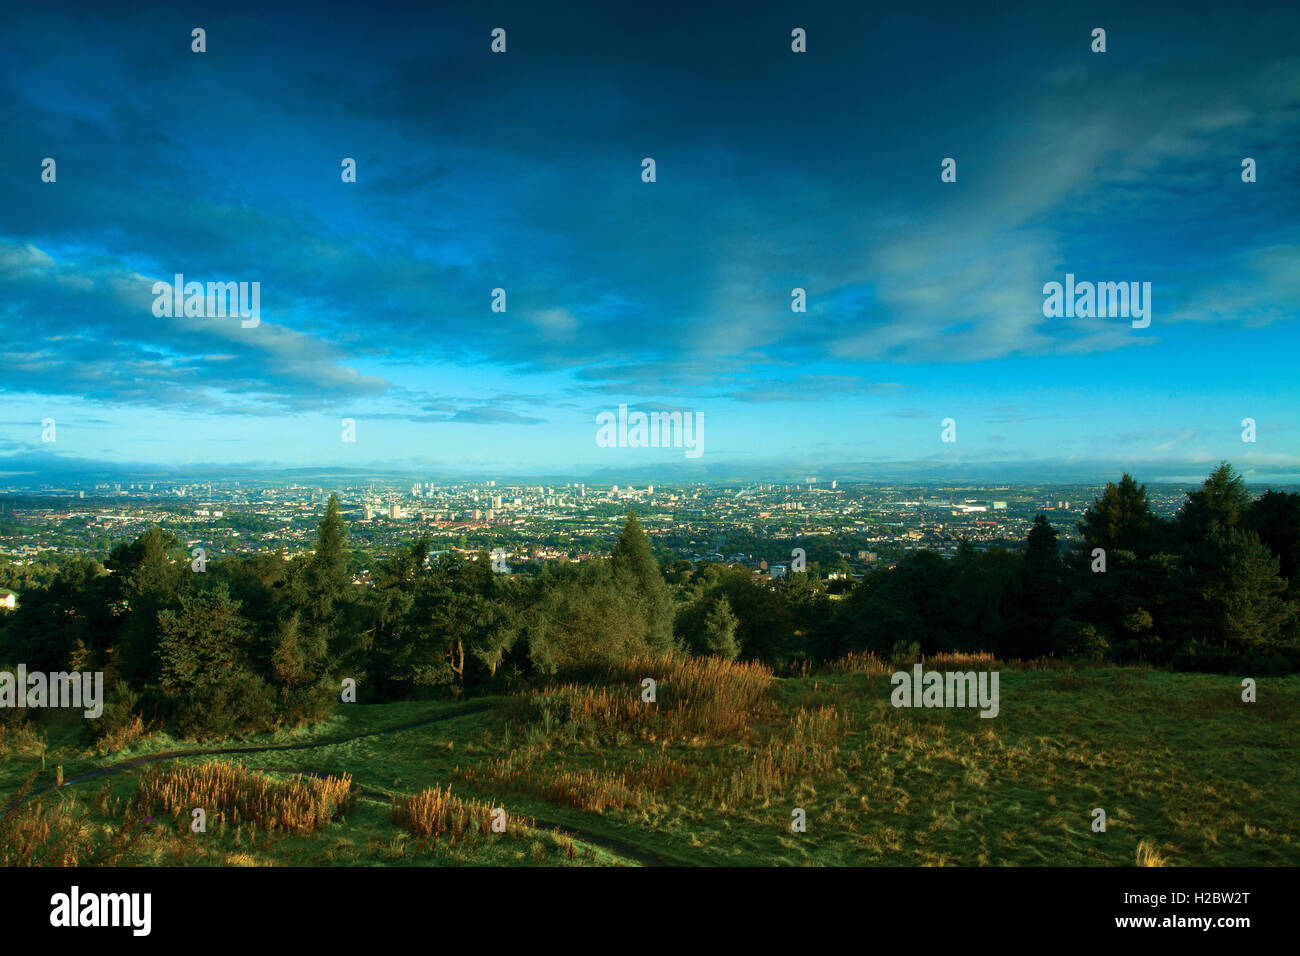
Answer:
[
  {"xmin": 1176, "ymin": 527, "xmax": 1298, "ymax": 670},
  {"xmin": 831, "ymin": 551, "xmax": 955, "ymax": 657},
  {"xmin": 1078, "ymin": 473, "xmax": 1160, "ymax": 555},
  {"xmin": 0, "ymin": 557, "xmax": 111, "ymax": 673},
  {"xmin": 1012, "ymin": 515, "xmax": 1064, "ymax": 657},
  {"xmin": 211, "ymin": 547, "xmax": 290, "ymax": 671},
  {"xmin": 701, "ymin": 594, "xmax": 741, "ymax": 659},
  {"xmin": 107, "ymin": 528, "xmax": 188, "ymax": 686},
  {"xmin": 610, "ymin": 511, "xmax": 675, "ymax": 653},
  {"xmin": 157, "ymin": 584, "xmax": 249, "ymax": 693},
  {"xmin": 521, "ymin": 560, "xmax": 651, "ymax": 675},
  {"xmin": 1177, "ymin": 461, "xmax": 1250, "ymax": 542},
  {"xmin": 304, "ymin": 494, "xmax": 351, "ymax": 620},
  {"xmin": 273, "ymin": 495, "xmax": 354, "ymax": 720},
  {"xmin": 1242, "ymin": 490, "xmax": 1300, "ymax": 585},
  {"xmin": 156, "ymin": 584, "xmax": 273, "ymax": 737}
]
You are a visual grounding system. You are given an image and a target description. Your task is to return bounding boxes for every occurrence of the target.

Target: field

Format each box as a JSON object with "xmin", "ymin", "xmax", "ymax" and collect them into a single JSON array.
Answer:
[{"xmin": 2, "ymin": 656, "xmax": 1297, "ymax": 867}]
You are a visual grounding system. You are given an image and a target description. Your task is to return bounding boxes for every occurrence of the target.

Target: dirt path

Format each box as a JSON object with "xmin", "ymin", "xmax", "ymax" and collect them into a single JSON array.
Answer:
[
  {"xmin": 3, "ymin": 703, "xmax": 677, "ymax": 867},
  {"xmin": 345, "ymin": 785, "xmax": 671, "ymax": 867},
  {"xmin": 6, "ymin": 703, "xmax": 494, "ymax": 803}
]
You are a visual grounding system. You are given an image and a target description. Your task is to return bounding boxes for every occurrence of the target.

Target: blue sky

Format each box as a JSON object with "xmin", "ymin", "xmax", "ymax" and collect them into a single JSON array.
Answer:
[{"xmin": 2, "ymin": 0, "xmax": 1298, "ymax": 483}]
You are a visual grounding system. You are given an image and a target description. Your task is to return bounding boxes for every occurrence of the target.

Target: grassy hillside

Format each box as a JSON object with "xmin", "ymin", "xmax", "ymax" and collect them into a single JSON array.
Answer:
[{"xmin": 3, "ymin": 657, "xmax": 1297, "ymax": 867}]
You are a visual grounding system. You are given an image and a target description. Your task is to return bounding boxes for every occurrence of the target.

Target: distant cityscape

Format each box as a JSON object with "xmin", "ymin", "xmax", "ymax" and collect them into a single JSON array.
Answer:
[{"xmin": 0, "ymin": 476, "xmax": 1253, "ymax": 590}]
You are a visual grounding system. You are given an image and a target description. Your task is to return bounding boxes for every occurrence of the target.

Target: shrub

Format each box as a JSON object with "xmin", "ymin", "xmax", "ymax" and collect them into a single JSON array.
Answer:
[{"xmin": 889, "ymin": 640, "xmax": 921, "ymax": 668}]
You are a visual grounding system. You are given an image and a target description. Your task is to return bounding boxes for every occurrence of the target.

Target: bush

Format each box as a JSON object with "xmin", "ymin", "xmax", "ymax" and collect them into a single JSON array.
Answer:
[
  {"xmin": 1053, "ymin": 620, "xmax": 1110, "ymax": 662},
  {"xmin": 889, "ymin": 640, "xmax": 921, "ymax": 668},
  {"xmin": 169, "ymin": 673, "xmax": 278, "ymax": 740}
]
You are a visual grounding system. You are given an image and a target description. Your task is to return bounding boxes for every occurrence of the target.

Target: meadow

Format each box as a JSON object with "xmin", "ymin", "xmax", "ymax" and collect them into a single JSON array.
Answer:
[{"xmin": 2, "ymin": 655, "xmax": 1297, "ymax": 867}]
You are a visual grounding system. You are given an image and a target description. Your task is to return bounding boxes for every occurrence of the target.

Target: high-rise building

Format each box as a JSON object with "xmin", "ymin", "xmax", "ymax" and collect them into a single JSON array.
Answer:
[{"xmin": 389, "ymin": 503, "xmax": 401, "ymax": 519}]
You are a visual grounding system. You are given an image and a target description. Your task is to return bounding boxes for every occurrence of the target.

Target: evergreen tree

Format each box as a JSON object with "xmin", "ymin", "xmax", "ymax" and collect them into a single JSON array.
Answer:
[
  {"xmin": 1178, "ymin": 527, "xmax": 1297, "ymax": 669},
  {"xmin": 156, "ymin": 584, "xmax": 273, "ymax": 737},
  {"xmin": 610, "ymin": 510, "xmax": 674, "ymax": 653},
  {"xmin": 1009, "ymin": 515, "xmax": 1064, "ymax": 657},
  {"xmin": 276, "ymin": 495, "xmax": 354, "ymax": 720},
  {"xmin": 521, "ymin": 559, "xmax": 649, "ymax": 674},
  {"xmin": 107, "ymin": 528, "xmax": 188, "ymax": 686},
  {"xmin": 1078, "ymin": 473, "xmax": 1160, "ymax": 555},
  {"xmin": 1242, "ymin": 489, "xmax": 1300, "ymax": 585},
  {"xmin": 701, "ymin": 594, "xmax": 741, "ymax": 659},
  {"xmin": 304, "ymin": 494, "xmax": 351, "ymax": 619},
  {"xmin": 0, "ymin": 557, "xmax": 111, "ymax": 673},
  {"xmin": 1177, "ymin": 461, "xmax": 1250, "ymax": 541}
]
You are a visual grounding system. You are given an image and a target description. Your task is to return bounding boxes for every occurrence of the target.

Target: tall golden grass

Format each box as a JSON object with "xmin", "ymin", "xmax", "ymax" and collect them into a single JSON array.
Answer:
[
  {"xmin": 458, "ymin": 746, "xmax": 688, "ymax": 813},
  {"xmin": 134, "ymin": 761, "xmax": 352, "ymax": 834},
  {"xmin": 0, "ymin": 775, "xmax": 147, "ymax": 866},
  {"xmin": 1136, "ymin": 839, "xmax": 1168, "ymax": 866},
  {"xmin": 825, "ymin": 650, "xmax": 889, "ymax": 674},
  {"xmin": 825, "ymin": 649, "xmax": 1080, "ymax": 674},
  {"xmin": 391, "ymin": 784, "xmax": 530, "ymax": 839},
  {"xmin": 922, "ymin": 651, "xmax": 1000, "ymax": 669},
  {"xmin": 711, "ymin": 706, "xmax": 843, "ymax": 804},
  {"xmin": 0, "ymin": 720, "xmax": 46, "ymax": 759},
  {"xmin": 523, "ymin": 654, "xmax": 773, "ymax": 742}
]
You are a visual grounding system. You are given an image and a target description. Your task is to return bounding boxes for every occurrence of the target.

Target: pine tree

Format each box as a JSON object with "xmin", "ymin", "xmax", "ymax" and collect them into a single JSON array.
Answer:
[
  {"xmin": 1178, "ymin": 461, "xmax": 1251, "ymax": 541},
  {"xmin": 611, "ymin": 510, "xmax": 674, "ymax": 653},
  {"xmin": 107, "ymin": 528, "xmax": 187, "ymax": 686},
  {"xmin": 1187, "ymin": 527, "xmax": 1296, "ymax": 661},
  {"xmin": 156, "ymin": 584, "xmax": 273, "ymax": 736},
  {"xmin": 1015, "ymin": 514, "xmax": 1063, "ymax": 656},
  {"xmin": 1243, "ymin": 489, "xmax": 1300, "ymax": 584},
  {"xmin": 611, "ymin": 511, "xmax": 657, "ymax": 586},
  {"xmin": 157, "ymin": 584, "xmax": 250, "ymax": 695},
  {"xmin": 1078, "ymin": 473, "xmax": 1159, "ymax": 555},
  {"xmin": 305, "ymin": 494, "xmax": 351, "ymax": 618},
  {"xmin": 702, "ymin": 594, "xmax": 741, "ymax": 659}
]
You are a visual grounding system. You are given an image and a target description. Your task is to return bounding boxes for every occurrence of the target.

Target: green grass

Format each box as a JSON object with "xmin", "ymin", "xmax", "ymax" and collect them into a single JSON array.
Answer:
[{"xmin": 3, "ymin": 665, "xmax": 1297, "ymax": 866}]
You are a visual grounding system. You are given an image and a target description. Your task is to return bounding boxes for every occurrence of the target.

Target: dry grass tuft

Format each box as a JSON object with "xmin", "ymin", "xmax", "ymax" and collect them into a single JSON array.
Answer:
[
  {"xmin": 1136, "ymin": 839, "xmax": 1168, "ymax": 867},
  {"xmin": 522, "ymin": 654, "xmax": 773, "ymax": 742},
  {"xmin": 134, "ymin": 760, "xmax": 352, "ymax": 834},
  {"xmin": 391, "ymin": 784, "xmax": 530, "ymax": 840},
  {"xmin": 458, "ymin": 747, "xmax": 688, "ymax": 813}
]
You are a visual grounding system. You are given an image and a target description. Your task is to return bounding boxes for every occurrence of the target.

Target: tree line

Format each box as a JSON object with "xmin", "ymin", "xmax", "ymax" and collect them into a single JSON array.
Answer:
[{"xmin": 0, "ymin": 461, "xmax": 1295, "ymax": 738}]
